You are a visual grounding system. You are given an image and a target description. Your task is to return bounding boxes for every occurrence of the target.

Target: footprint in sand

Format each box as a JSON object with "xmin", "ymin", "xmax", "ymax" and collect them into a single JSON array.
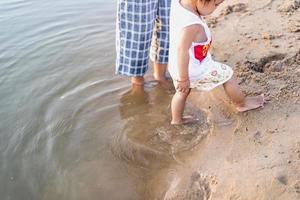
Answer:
[
  {"xmin": 278, "ymin": 0, "xmax": 300, "ymax": 14},
  {"xmin": 164, "ymin": 171, "xmax": 217, "ymax": 200},
  {"xmin": 244, "ymin": 53, "xmax": 286, "ymax": 73},
  {"xmin": 220, "ymin": 3, "xmax": 248, "ymax": 16}
]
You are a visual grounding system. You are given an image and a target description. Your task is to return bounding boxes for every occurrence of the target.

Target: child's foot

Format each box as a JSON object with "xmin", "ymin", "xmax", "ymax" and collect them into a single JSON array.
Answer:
[
  {"xmin": 171, "ymin": 115, "xmax": 200, "ymax": 125},
  {"xmin": 236, "ymin": 94, "xmax": 266, "ymax": 112}
]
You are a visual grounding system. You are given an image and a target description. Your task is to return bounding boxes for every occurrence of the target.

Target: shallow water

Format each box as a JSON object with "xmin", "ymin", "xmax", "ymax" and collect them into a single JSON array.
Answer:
[
  {"xmin": 0, "ymin": 1, "xmax": 136, "ymax": 199},
  {"xmin": 0, "ymin": 1, "xmax": 237, "ymax": 199}
]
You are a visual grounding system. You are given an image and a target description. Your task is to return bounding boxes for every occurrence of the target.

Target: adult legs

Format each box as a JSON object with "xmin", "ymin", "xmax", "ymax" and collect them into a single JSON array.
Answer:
[
  {"xmin": 116, "ymin": 0, "xmax": 157, "ymax": 88},
  {"xmin": 130, "ymin": 62, "xmax": 167, "ymax": 93},
  {"xmin": 153, "ymin": 63, "xmax": 167, "ymax": 82},
  {"xmin": 116, "ymin": 0, "xmax": 171, "ymax": 88},
  {"xmin": 150, "ymin": 0, "xmax": 171, "ymax": 83}
]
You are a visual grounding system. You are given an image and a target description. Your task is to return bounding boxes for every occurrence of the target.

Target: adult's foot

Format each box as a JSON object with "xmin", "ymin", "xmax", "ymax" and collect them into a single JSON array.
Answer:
[
  {"xmin": 154, "ymin": 76, "xmax": 170, "ymax": 85},
  {"xmin": 131, "ymin": 83, "xmax": 145, "ymax": 95},
  {"xmin": 153, "ymin": 63, "xmax": 167, "ymax": 83},
  {"xmin": 144, "ymin": 74, "xmax": 172, "ymax": 89},
  {"xmin": 131, "ymin": 76, "xmax": 145, "ymax": 93},
  {"xmin": 131, "ymin": 76, "xmax": 144, "ymax": 85}
]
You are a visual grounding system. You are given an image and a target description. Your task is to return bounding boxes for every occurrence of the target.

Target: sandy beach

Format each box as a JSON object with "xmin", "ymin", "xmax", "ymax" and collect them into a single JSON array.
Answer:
[
  {"xmin": 147, "ymin": 0, "xmax": 300, "ymax": 199},
  {"xmin": 0, "ymin": 0, "xmax": 299, "ymax": 199}
]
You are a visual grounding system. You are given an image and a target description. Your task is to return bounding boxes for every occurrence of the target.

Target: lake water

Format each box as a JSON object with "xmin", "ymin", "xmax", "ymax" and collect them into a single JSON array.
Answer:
[{"xmin": 0, "ymin": 1, "xmax": 233, "ymax": 199}]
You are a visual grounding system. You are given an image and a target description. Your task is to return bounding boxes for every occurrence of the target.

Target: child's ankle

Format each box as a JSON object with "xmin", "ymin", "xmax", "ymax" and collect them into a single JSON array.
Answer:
[
  {"xmin": 171, "ymin": 119, "xmax": 182, "ymax": 125},
  {"xmin": 234, "ymin": 100, "xmax": 245, "ymax": 107}
]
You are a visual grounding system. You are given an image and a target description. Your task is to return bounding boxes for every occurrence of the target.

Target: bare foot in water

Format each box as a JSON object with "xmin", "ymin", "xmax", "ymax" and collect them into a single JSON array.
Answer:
[
  {"xmin": 236, "ymin": 94, "xmax": 267, "ymax": 112},
  {"xmin": 143, "ymin": 74, "xmax": 171, "ymax": 88},
  {"xmin": 171, "ymin": 115, "xmax": 200, "ymax": 125}
]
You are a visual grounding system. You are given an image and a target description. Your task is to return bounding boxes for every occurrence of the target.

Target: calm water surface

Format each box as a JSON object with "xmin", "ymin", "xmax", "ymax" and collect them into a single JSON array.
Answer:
[
  {"xmin": 0, "ymin": 0, "xmax": 134, "ymax": 199},
  {"xmin": 0, "ymin": 1, "xmax": 212, "ymax": 199}
]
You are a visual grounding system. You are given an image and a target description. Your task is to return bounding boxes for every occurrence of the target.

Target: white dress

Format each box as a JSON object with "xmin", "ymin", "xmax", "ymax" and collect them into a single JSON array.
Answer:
[{"xmin": 168, "ymin": 0, "xmax": 233, "ymax": 91}]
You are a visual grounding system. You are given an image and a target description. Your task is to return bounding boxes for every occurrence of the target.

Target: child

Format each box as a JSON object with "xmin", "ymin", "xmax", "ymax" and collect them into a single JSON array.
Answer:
[{"xmin": 168, "ymin": 0, "xmax": 266, "ymax": 124}]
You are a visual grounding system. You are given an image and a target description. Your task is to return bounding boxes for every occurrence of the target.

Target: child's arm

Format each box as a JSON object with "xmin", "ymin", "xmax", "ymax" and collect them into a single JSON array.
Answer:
[{"xmin": 176, "ymin": 24, "xmax": 207, "ymax": 93}]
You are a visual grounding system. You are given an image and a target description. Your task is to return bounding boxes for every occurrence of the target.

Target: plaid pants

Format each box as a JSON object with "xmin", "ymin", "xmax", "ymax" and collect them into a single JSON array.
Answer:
[{"xmin": 116, "ymin": 0, "xmax": 171, "ymax": 76}]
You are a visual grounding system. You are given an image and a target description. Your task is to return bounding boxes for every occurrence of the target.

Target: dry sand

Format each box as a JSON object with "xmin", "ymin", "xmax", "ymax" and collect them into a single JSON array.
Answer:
[{"xmin": 151, "ymin": 0, "xmax": 300, "ymax": 199}]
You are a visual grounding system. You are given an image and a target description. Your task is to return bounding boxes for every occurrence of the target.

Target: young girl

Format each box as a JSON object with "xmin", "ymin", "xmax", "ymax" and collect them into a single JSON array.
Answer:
[{"xmin": 168, "ymin": 0, "xmax": 266, "ymax": 124}]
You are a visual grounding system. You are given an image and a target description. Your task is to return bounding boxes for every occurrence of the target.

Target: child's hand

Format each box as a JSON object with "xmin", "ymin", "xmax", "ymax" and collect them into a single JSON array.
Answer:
[{"xmin": 175, "ymin": 79, "xmax": 190, "ymax": 93}]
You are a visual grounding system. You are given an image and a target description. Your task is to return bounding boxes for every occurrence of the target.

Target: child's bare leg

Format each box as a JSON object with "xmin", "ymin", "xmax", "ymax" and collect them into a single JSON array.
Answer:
[
  {"xmin": 171, "ymin": 91, "xmax": 188, "ymax": 124},
  {"xmin": 171, "ymin": 90, "xmax": 199, "ymax": 124},
  {"xmin": 223, "ymin": 77, "xmax": 265, "ymax": 112},
  {"xmin": 223, "ymin": 77, "xmax": 245, "ymax": 103}
]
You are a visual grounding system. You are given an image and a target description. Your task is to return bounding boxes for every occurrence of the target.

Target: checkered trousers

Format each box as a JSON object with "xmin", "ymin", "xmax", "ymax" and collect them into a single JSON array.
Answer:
[{"xmin": 116, "ymin": 0, "xmax": 171, "ymax": 76}]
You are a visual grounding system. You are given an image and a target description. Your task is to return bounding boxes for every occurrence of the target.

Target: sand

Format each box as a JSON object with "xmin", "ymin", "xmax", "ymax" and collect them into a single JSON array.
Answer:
[{"xmin": 153, "ymin": 0, "xmax": 300, "ymax": 199}]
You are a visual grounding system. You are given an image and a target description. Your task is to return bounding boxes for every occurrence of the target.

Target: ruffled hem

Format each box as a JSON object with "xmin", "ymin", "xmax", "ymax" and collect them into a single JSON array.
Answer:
[{"xmin": 190, "ymin": 63, "xmax": 233, "ymax": 91}]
